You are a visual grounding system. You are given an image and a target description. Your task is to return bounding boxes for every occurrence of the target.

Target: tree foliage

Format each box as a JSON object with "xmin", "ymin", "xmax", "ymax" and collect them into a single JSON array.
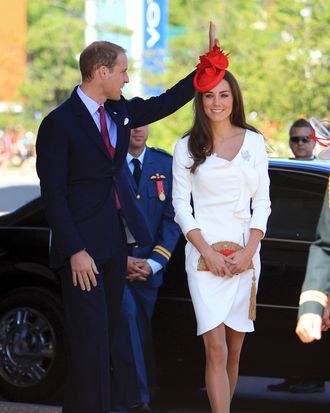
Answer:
[
  {"xmin": 20, "ymin": 0, "xmax": 84, "ymax": 129},
  {"xmin": 4, "ymin": 0, "xmax": 329, "ymax": 157},
  {"xmin": 147, "ymin": 0, "xmax": 330, "ymax": 156}
]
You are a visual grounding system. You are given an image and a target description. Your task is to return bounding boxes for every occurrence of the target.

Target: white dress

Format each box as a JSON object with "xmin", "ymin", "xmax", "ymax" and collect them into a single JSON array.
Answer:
[{"xmin": 172, "ymin": 130, "xmax": 271, "ymax": 335}]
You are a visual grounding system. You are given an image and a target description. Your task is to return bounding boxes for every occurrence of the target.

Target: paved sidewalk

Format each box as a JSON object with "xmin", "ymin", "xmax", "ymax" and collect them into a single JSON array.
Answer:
[
  {"xmin": 0, "ymin": 402, "xmax": 61, "ymax": 413},
  {"xmin": 0, "ymin": 404, "xmax": 122, "ymax": 413},
  {"xmin": 0, "ymin": 169, "xmax": 39, "ymax": 186}
]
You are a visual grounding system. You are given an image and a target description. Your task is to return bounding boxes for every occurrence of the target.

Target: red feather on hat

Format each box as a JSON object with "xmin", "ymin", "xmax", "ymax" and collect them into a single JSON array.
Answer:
[{"xmin": 194, "ymin": 45, "xmax": 230, "ymax": 93}]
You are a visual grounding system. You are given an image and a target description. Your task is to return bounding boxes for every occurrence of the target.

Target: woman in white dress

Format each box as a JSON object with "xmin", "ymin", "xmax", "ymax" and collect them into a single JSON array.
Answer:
[{"xmin": 172, "ymin": 45, "xmax": 271, "ymax": 413}]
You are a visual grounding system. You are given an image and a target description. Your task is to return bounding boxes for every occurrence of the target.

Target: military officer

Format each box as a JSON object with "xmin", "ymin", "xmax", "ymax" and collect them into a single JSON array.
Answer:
[
  {"xmin": 111, "ymin": 125, "xmax": 181, "ymax": 413},
  {"xmin": 296, "ymin": 184, "xmax": 330, "ymax": 343},
  {"xmin": 268, "ymin": 118, "xmax": 326, "ymax": 393}
]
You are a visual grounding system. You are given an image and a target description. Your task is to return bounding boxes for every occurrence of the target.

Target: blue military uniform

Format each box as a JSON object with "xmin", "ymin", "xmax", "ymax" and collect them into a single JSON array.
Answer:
[{"xmin": 111, "ymin": 146, "xmax": 181, "ymax": 412}]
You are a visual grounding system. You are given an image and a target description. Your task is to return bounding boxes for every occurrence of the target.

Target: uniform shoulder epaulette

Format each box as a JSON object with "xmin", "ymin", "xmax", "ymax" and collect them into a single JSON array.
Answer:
[{"xmin": 150, "ymin": 147, "xmax": 173, "ymax": 157}]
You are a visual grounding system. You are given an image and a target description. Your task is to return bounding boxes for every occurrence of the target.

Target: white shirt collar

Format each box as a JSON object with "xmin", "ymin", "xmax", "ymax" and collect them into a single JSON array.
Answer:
[
  {"xmin": 127, "ymin": 146, "xmax": 147, "ymax": 166},
  {"xmin": 77, "ymin": 86, "xmax": 101, "ymax": 117}
]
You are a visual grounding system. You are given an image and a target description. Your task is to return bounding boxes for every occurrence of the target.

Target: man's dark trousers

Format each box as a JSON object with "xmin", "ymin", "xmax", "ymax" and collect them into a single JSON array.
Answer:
[{"xmin": 59, "ymin": 224, "xmax": 127, "ymax": 413}]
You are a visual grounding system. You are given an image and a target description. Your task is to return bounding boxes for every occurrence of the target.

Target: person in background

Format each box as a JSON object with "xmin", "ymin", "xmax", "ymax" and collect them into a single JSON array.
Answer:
[
  {"xmin": 288, "ymin": 118, "xmax": 316, "ymax": 160},
  {"xmin": 172, "ymin": 44, "xmax": 271, "ymax": 413},
  {"xmin": 111, "ymin": 125, "xmax": 181, "ymax": 413},
  {"xmin": 267, "ymin": 118, "xmax": 325, "ymax": 394},
  {"xmin": 296, "ymin": 186, "xmax": 330, "ymax": 343}
]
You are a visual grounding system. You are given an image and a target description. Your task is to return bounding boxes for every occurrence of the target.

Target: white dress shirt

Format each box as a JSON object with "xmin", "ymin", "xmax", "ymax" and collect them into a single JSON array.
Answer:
[{"xmin": 77, "ymin": 86, "xmax": 117, "ymax": 148}]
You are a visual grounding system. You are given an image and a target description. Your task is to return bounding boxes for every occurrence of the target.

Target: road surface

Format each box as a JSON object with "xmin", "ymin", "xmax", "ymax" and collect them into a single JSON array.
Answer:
[{"xmin": 1, "ymin": 376, "xmax": 330, "ymax": 412}]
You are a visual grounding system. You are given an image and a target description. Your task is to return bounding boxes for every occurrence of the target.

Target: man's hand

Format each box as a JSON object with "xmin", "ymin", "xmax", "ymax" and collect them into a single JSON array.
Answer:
[
  {"xmin": 296, "ymin": 313, "xmax": 322, "ymax": 343},
  {"xmin": 209, "ymin": 21, "xmax": 219, "ymax": 50},
  {"xmin": 70, "ymin": 249, "xmax": 99, "ymax": 291},
  {"xmin": 126, "ymin": 256, "xmax": 151, "ymax": 282}
]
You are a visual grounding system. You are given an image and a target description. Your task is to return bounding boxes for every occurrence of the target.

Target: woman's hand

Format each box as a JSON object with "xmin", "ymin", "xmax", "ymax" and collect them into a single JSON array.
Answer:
[
  {"xmin": 227, "ymin": 247, "xmax": 254, "ymax": 274},
  {"xmin": 202, "ymin": 248, "xmax": 233, "ymax": 277},
  {"xmin": 296, "ymin": 313, "xmax": 322, "ymax": 343}
]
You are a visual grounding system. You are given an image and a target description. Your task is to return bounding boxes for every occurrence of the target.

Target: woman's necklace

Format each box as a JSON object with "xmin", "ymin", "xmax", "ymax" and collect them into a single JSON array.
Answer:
[{"xmin": 214, "ymin": 131, "xmax": 243, "ymax": 142}]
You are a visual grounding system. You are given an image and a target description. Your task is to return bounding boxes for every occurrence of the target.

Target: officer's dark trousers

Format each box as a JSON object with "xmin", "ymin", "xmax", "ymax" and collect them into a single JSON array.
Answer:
[{"xmin": 111, "ymin": 280, "xmax": 159, "ymax": 411}]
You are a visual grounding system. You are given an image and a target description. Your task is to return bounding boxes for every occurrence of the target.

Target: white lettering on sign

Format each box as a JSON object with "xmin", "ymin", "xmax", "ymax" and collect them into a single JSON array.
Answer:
[{"xmin": 146, "ymin": 0, "xmax": 160, "ymax": 48}]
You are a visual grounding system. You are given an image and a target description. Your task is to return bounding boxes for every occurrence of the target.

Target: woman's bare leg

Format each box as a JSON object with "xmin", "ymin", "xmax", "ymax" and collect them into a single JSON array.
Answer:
[
  {"xmin": 225, "ymin": 326, "xmax": 245, "ymax": 400},
  {"xmin": 202, "ymin": 324, "xmax": 230, "ymax": 413}
]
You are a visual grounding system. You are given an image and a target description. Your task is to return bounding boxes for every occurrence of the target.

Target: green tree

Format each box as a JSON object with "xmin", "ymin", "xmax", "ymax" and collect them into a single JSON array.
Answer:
[
  {"xmin": 4, "ymin": 0, "xmax": 329, "ymax": 155},
  {"xmin": 147, "ymin": 0, "xmax": 330, "ymax": 156},
  {"xmin": 20, "ymin": 0, "xmax": 85, "ymax": 130}
]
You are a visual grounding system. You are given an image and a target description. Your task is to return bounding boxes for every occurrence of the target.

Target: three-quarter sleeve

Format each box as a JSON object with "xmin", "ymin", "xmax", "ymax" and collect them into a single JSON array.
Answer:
[
  {"xmin": 172, "ymin": 137, "xmax": 201, "ymax": 237},
  {"xmin": 249, "ymin": 135, "xmax": 271, "ymax": 236}
]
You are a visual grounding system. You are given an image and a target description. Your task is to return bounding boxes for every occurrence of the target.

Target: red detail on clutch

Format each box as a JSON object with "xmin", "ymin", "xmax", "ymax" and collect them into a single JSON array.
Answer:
[
  {"xmin": 219, "ymin": 248, "xmax": 234, "ymax": 256},
  {"xmin": 197, "ymin": 241, "xmax": 254, "ymax": 272}
]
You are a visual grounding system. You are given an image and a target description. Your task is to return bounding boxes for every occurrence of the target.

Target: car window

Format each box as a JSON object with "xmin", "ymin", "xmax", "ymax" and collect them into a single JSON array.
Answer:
[
  {"xmin": 0, "ymin": 185, "xmax": 41, "ymax": 216},
  {"xmin": 267, "ymin": 169, "xmax": 327, "ymax": 241}
]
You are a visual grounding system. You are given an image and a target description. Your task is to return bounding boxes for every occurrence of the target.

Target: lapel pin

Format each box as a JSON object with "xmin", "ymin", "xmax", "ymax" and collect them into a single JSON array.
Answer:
[
  {"xmin": 124, "ymin": 117, "xmax": 129, "ymax": 125},
  {"xmin": 241, "ymin": 150, "xmax": 251, "ymax": 161}
]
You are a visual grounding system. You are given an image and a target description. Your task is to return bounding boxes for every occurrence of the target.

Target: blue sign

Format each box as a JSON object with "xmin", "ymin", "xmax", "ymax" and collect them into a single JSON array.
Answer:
[
  {"xmin": 143, "ymin": 0, "xmax": 168, "ymax": 95},
  {"xmin": 144, "ymin": 0, "xmax": 167, "ymax": 50}
]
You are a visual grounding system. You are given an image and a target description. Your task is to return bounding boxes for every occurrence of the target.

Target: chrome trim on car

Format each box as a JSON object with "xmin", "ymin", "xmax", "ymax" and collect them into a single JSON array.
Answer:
[
  {"xmin": 257, "ymin": 303, "xmax": 299, "ymax": 310},
  {"xmin": 263, "ymin": 237, "xmax": 311, "ymax": 245},
  {"xmin": 269, "ymin": 166, "xmax": 329, "ymax": 179}
]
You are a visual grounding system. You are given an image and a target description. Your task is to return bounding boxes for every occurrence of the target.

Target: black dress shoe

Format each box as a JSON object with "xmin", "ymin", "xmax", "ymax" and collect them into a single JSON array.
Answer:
[
  {"xmin": 267, "ymin": 378, "xmax": 299, "ymax": 392},
  {"xmin": 289, "ymin": 380, "xmax": 325, "ymax": 394},
  {"xmin": 128, "ymin": 404, "xmax": 152, "ymax": 413}
]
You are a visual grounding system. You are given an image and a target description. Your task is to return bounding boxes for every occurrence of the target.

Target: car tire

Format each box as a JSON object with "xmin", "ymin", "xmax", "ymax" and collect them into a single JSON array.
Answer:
[{"xmin": 0, "ymin": 287, "xmax": 66, "ymax": 403}]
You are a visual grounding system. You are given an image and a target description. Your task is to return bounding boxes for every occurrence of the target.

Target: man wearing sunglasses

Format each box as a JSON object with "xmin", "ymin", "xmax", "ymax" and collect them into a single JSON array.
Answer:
[{"xmin": 289, "ymin": 118, "xmax": 316, "ymax": 160}]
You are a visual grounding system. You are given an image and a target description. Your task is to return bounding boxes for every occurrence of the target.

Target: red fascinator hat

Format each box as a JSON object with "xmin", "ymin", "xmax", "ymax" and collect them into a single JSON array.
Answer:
[{"xmin": 193, "ymin": 44, "xmax": 230, "ymax": 93}]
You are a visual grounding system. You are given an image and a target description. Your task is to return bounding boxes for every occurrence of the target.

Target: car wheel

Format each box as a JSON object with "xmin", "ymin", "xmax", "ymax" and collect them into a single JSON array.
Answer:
[{"xmin": 0, "ymin": 287, "xmax": 66, "ymax": 402}]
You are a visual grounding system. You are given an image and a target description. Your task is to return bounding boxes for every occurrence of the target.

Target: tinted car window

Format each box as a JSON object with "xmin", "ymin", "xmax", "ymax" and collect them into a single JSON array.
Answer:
[{"xmin": 267, "ymin": 168, "xmax": 327, "ymax": 241}]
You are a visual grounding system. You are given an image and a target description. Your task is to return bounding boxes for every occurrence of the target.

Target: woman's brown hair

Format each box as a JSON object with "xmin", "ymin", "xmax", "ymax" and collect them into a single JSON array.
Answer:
[{"xmin": 187, "ymin": 70, "xmax": 259, "ymax": 173}]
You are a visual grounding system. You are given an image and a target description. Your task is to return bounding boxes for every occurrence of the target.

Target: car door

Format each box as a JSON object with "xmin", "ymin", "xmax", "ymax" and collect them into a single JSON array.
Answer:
[{"xmin": 240, "ymin": 166, "xmax": 330, "ymax": 378}]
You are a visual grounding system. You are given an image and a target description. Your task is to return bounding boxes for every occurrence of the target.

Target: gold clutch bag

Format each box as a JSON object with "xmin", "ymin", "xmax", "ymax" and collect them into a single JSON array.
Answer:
[
  {"xmin": 197, "ymin": 241, "xmax": 256, "ymax": 321},
  {"xmin": 197, "ymin": 241, "xmax": 254, "ymax": 271}
]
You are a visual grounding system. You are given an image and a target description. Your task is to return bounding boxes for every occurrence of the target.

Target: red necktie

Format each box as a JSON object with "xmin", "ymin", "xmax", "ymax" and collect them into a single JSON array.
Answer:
[
  {"xmin": 98, "ymin": 106, "xmax": 120, "ymax": 208},
  {"xmin": 98, "ymin": 106, "xmax": 115, "ymax": 158}
]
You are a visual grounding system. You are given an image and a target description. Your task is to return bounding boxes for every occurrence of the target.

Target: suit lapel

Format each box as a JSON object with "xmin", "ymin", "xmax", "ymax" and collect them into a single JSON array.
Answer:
[
  {"xmin": 70, "ymin": 88, "xmax": 112, "ymax": 160},
  {"xmin": 139, "ymin": 147, "xmax": 154, "ymax": 192},
  {"xmin": 126, "ymin": 158, "xmax": 137, "ymax": 191},
  {"xmin": 104, "ymin": 99, "xmax": 129, "ymax": 167}
]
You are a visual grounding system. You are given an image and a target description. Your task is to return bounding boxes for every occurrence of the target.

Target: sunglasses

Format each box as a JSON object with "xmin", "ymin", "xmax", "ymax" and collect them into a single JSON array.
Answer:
[{"xmin": 290, "ymin": 136, "xmax": 313, "ymax": 144}]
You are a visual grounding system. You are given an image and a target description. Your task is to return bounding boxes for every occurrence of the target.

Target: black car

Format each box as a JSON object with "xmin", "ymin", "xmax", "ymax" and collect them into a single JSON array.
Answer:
[{"xmin": 0, "ymin": 158, "xmax": 329, "ymax": 403}]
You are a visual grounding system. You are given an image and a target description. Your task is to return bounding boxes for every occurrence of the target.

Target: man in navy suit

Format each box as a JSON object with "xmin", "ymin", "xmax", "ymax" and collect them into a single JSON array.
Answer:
[
  {"xmin": 36, "ymin": 41, "xmax": 196, "ymax": 413},
  {"xmin": 111, "ymin": 125, "xmax": 181, "ymax": 413}
]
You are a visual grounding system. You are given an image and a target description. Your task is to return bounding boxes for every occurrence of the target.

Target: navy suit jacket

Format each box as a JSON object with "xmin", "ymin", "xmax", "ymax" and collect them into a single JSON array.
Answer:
[{"xmin": 36, "ymin": 72, "xmax": 195, "ymax": 269}]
